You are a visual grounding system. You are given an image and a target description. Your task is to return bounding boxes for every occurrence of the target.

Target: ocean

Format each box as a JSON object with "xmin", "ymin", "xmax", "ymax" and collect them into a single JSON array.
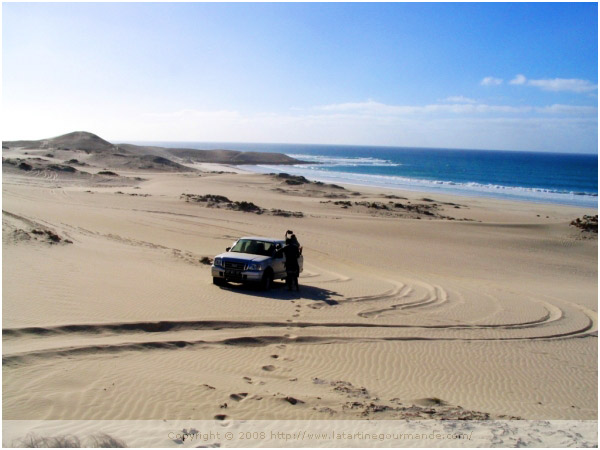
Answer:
[{"xmin": 134, "ymin": 141, "xmax": 598, "ymax": 208}]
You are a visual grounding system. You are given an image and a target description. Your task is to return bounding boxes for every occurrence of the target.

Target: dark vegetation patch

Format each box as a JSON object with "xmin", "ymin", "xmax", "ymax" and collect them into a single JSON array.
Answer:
[
  {"xmin": 382, "ymin": 194, "xmax": 407, "ymax": 199},
  {"xmin": 114, "ymin": 191, "xmax": 151, "ymax": 198},
  {"xmin": 271, "ymin": 209, "xmax": 304, "ymax": 218},
  {"xmin": 320, "ymin": 198, "xmax": 473, "ymax": 221},
  {"xmin": 271, "ymin": 173, "xmax": 346, "ymax": 191},
  {"xmin": 3, "ymin": 158, "xmax": 81, "ymax": 175},
  {"xmin": 9, "ymin": 227, "xmax": 73, "ymax": 246},
  {"xmin": 571, "ymin": 215, "xmax": 598, "ymax": 233},
  {"xmin": 181, "ymin": 193, "xmax": 303, "ymax": 218},
  {"xmin": 342, "ymin": 399, "xmax": 519, "ymax": 420},
  {"xmin": 31, "ymin": 229, "xmax": 72, "ymax": 244},
  {"xmin": 48, "ymin": 164, "xmax": 77, "ymax": 173},
  {"xmin": 65, "ymin": 159, "xmax": 89, "ymax": 166},
  {"xmin": 190, "ymin": 194, "xmax": 231, "ymax": 203},
  {"xmin": 331, "ymin": 380, "xmax": 370, "ymax": 398},
  {"xmin": 118, "ymin": 192, "xmax": 150, "ymax": 197},
  {"xmin": 333, "ymin": 201, "xmax": 352, "ymax": 209},
  {"xmin": 323, "ymin": 193, "xmax": 349, "ymax": 199},
  {"xmin": 312, "ymin": 377, "xmax": 513, "ymax": 419},
  {"xmin": 151, "ymin": 156, "xmax": 176, "ymax": 166},
  {"xmin": 276, "ymin": 173, "xmax": 310, "ymax": 185},
  {"xmin": 234, "ymin": 201, "xmax": 263, "ymax": 213},
  {"xmin": 98, "ymin": 170, "xmax": 119, "ymax": 176}
]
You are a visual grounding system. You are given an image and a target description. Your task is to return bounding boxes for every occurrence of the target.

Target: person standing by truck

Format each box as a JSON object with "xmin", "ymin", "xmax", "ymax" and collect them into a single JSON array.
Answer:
[{"xmin": 278, "ymin": 231, "xmax": 301, "ymax": 291}]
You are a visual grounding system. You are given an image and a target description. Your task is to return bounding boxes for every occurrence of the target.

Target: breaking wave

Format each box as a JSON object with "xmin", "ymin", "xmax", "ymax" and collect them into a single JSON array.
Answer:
[{"xmin": 245, "ymin": 162, "xmax": 598, "ymax": 207}]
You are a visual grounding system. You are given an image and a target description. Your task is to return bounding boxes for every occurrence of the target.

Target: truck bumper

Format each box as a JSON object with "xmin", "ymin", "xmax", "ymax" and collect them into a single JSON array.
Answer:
[{"xmin": 212, "ymin": 266, "xmax": 263, "ymax": 282}]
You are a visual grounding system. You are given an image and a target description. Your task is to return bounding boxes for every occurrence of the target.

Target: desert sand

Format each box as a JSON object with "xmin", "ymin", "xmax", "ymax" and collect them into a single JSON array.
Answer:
[{"xmin": 2, "ymin": 134, "xmax": 597, "ymax": 446}]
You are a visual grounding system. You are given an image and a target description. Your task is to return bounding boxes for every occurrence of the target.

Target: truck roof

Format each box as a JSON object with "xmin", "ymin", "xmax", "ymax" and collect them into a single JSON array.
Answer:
[{"xmin": 238, "ymin": 236, "xmax": 284, "ymax": 243}]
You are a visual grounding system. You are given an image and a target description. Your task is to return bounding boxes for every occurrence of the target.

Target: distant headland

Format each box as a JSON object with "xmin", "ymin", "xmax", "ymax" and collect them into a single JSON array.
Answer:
[{"xmin": 2, "ymin": 131, "xmax": 307, "ymax": 171}]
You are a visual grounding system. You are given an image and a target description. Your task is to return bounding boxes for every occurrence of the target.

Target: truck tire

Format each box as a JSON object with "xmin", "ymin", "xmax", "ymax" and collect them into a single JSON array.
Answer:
[
  {"xmin": 261, "ymin": 270, "xmax": 273, "ymax": 291},
  {"xmin": 213, "ymin": 277, "xmax": 225, "ymax": 286}
]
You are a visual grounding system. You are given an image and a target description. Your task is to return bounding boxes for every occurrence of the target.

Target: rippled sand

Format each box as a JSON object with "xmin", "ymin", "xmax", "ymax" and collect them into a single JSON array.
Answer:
[{"xmin": 3, "ymin": 164, "xmax": 597, "ymax": 426}]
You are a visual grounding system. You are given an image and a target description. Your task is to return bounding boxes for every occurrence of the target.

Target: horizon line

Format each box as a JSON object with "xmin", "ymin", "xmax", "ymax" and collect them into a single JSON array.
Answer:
[{"xmin": 118, "ymin": 138, "xmax": 599, "ymax": 156}]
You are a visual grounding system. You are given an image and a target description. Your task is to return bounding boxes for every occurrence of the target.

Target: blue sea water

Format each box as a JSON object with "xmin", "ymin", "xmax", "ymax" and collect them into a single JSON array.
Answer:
[{"xmin": 134, "ymin": 141, "xmax": 598, "ymax": 208}]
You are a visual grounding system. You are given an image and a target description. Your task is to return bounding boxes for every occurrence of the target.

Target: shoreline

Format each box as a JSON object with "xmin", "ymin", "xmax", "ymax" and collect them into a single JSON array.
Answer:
[
  {"xmin": 238, "ymin": 164, "xmax": 599, "ymax": 211},
  {"xmin": 112, "ymin": 139, "xmax": 598, "ymax": 208}
]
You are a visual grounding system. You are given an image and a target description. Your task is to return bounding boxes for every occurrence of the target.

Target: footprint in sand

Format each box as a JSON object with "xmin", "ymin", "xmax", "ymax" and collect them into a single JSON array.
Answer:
[
  {"xmin": 262, "ymin": 365, "xmax": 276, "ymax": 372},
  {"xmin": 242, "ymin": 376, "xmax": 265, "ymax": 385},
  {"xmin": 283, "ymin": 396, "xmax": 304, "ymax": 405},
  {"xmin": 229, "ymin": 393, "xmax": 248, "ymax": 401}
]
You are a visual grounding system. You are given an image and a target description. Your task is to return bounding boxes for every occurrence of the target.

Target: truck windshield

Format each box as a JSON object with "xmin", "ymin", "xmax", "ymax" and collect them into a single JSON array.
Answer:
[{"xmin": 230, "ymin": 239, "xmax": 276, "ymax": 256}]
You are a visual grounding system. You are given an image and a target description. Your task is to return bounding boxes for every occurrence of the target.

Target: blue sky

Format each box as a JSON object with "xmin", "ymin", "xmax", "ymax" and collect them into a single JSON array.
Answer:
[{"xmin": 3, "ymin": 2, "xmax": 598, "ymax": 153}]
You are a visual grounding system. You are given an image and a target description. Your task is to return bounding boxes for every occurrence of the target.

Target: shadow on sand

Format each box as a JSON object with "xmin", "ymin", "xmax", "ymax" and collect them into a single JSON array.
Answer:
[{"xmin": 217, "ymin": 280, "xmax": 341, "ymax": 306}]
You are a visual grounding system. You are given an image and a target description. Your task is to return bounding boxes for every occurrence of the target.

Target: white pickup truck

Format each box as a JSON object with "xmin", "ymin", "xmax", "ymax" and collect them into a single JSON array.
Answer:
[{"xmin": 211, "ymin": 236, "xmax": 303, "ymax": 290}]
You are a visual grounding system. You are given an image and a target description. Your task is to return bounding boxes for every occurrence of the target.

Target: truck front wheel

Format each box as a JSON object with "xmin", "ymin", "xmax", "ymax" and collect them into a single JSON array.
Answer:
[{"xmin": 261, "ymin": 270, "xmax": 273, "ymax": 291}]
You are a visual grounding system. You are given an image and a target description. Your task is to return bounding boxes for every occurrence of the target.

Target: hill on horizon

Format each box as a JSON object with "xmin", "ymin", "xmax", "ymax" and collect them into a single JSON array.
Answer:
[{"xmin": 3, "ymin": 131, "xmax": 304, "ymax": 166}]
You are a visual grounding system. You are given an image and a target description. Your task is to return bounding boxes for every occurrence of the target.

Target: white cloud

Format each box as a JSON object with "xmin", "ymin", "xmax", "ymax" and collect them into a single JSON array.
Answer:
[
  {"xmin": 444, "ymin": 96, "xmax": 477, "ymax": 104},
  {"xmin": 481, "ymin": 77, "xmax": 503, "ymax": 86},
  {"xmin": 142, "ymin": 109, "xmax": 241, "ymax": 120},
  {"xmin": 482, "ymin": 74, "xmax": 597, "ymax": 94},
  {"xmin": 510, "ymin": 74, "xmax": 527, "ymax": 85},
  {"xmin": 316, "ymin": 100, "xmax": 531, "ymax": 115},
  {"xmin": 528, "ymin": 77, "xmax": 597, "ymax": 93},
  {"xmin": 509, "ymin": 74, "xmax": 597, "ymax": 93},
  {"xmin": 317, "ymin": 100, "xmax": 405, "ymax": 114},
  {"xmin": 536, "ymin": 104, "xmax": 598, "ymax": 115}
]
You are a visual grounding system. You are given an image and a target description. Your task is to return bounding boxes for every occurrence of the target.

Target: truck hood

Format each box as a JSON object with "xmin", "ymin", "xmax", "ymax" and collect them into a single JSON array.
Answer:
[{"xmin": 216, "ymin": 252, "xmax": 272, "ymax": 263}]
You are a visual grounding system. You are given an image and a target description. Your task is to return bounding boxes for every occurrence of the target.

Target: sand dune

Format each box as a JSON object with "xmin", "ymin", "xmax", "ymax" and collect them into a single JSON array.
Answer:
[
  {"xmin": 3, "ymin": 131, "xmax": 307, "ymax": 169},
  {"xmin": 3, "ymin": 131, "xmax": 115, "ymax": 153},
  {"xmin": 2, "ymin": 150, "xmax": 597, "ymax": 446}
]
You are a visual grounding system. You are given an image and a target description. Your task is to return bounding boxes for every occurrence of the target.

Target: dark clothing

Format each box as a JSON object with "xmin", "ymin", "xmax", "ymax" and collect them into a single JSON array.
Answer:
[
  {"xmin": 280, "ymin": 244, "xmax": 300, "ymax": 271},
  {"xmin": 276, "ymin": 244, "xmax": 301, "ymax": 291}
]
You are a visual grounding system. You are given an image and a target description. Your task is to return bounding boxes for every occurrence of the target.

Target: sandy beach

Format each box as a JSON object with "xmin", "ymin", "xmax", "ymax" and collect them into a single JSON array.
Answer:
[{"xmin": 2, "ymin": 139, "xmax": 597, "ymax": 445}]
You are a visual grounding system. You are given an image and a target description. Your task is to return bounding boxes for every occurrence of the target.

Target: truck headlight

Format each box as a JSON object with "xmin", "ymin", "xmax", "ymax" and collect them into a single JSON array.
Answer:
[
  {"xmin": 214, "ymin": 257, "xmax": 222, "ymax": 267},
  {"xmin": 246, "ymin": 263, "xmax": 263, "ymax": 271}
]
